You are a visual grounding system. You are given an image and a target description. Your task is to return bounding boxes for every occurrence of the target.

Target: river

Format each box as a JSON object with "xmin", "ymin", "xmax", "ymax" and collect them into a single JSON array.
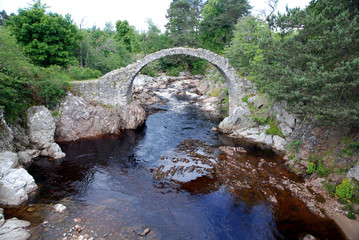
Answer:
[{"xmin": 5, "ymin": 78, "xmax": 346, "ymax": 239}]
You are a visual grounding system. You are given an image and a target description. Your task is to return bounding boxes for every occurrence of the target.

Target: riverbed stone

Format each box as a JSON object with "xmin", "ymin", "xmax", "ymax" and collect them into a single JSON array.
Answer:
[
  {"xmin": 0, "ymin": 217, "xmax": 31, "ymax": 240},
  {"xmin": 54, "ymin": 203, "xmax": 67, "ymax": 213}
]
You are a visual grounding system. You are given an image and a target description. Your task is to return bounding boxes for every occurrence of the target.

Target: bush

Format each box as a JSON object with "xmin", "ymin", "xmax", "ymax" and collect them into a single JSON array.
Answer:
[
  {"xmin": 140, "ymin": 61, "xmax": 161, "ymax": 77},
  {"xmin": 191, "ymin": 59, "xmax": 208, "ymax": 75},
  {"xmin": 336, "ymin": 178, "xmax": 354, "ymax": 201},
  {"xmin": 316, "ymin": 162, "xmax": 329, "ymax": 178},
  {"xmin": 306, "ymin": 162, "xmax": 316, "ymax": 174},
  {"xmin": 67, "ymin": 66, "xmax": 102, "ymax": 80},
  {"xmin": 0, "ymin": 27, "xmax": 72, "ymax": 121},
  {"xmin": 166, "ymin": 68, "xmax": 180, "ymax": 76}
]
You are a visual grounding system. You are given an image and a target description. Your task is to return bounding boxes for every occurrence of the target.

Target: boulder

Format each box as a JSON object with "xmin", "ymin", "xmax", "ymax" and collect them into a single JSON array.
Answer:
[
  {"xmin": 0, "ymin": 107, "xmax": 14, "ymax": 152},
  {"xmin": 273, "ymin": 136, "xmax": 287, "ymax": 152},
  {"xmin": 56, "ymin": 92, "xmax": 147, "ymax": 142},
  {"xmin": 56, "ymin": 92, "xmax": 122, "ymax": 142},
  {"xmin": 27, "ymin": 106, "xmax": 55, "ymax": 148},
  {"xmin": 272, "ymin": 101, "xmax": 296, "ymax": 137},
  {"xmin": 347, "ymin": 163, "xmax": 359, "ymax": 181},
  {"xmin": 0, "ymin": 217, "xmax": 31, "ymax": 240},
  {"xmin": 132, "ymin": 74, "xmax": 154, "ymax": 92},
  {"xmin": 17, "ymin": 150, "xmax": 40, "ymax": 167},
  {"xmin": 117, "ymin": 101, "xmax": 147, "ymax": 129},
  {"xmin": 0, "ymin": 168, "xmax": 37, "ymax": 207},
  {"xmin": 0, "ymin": 151, "xmax": 18, "ymax": 176},
  {"xmin": 27, "ymin": 106, "xmax": 65, "ymax": 159},
  {"xmin": 0, "ymin": 151, "xmax": 38, "ymax": 207},
  {"xmin": 0, "ymin": 209, "xmax": 4, "ymax": 228},
  {"xmin": 9, "ymin": 121, "xmax": 30, "ymax": 152},
  {"xmin": 219, "ymin": 105, "xmax": 253, "ymax": 133}
]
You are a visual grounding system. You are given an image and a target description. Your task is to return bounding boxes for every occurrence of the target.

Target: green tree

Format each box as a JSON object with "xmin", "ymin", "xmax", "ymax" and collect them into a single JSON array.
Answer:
[
  {"xmin": 0, "ymin": 27, "xmax": 69, "ymax": 121},
  {"xmin": 165, "ymin": 0, "xmax": 203, "ymax": 47},
  {"xmin": 115, "ymin": 20, "xmax": 140, "ymax": 53},
  {"xmin": 0, "ymin": 10, "xmax": 10, "ymax": 26},
  {"xmin": 254, "ymin": 0, "xmax": 359, "ymax": 126},
  {"xmin": 199, "ymin": 0, "xmax": 251, "ymax": 53},
  {"xmin": 6, "ymin": 0, "xmax": 79, "ymax": 67},
  {"xmin": 140, "ymin": 19, "xmax": 172, "ymax": 55},
  {"xmin": 0, "ymin": 27, "xmax": 32, "ymax": 120},
  {"xmin": 225, "ymin": 15, "xmax": 270, "ymax": 75},
  {"xmin": 79, "ymin": 26, "xmax": 132, "ymax": 74}
]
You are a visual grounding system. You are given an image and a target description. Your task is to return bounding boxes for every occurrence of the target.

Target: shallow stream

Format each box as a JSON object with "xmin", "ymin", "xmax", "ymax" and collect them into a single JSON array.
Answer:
[{"xmin": 5, "ymin": 84, "xmax": 346, "ymax": 239}]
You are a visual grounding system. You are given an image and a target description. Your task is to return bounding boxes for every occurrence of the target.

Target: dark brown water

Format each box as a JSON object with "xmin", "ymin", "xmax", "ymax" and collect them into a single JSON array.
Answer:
[{"xmin": 5, "ymin": 89, "xmax": 346, "ymax": 240}]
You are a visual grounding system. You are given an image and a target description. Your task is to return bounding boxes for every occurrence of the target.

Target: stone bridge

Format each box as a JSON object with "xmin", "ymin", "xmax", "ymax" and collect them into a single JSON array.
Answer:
[{"xmin": 71, "ymin": 47, "xmax": 246, "ymax": 114}]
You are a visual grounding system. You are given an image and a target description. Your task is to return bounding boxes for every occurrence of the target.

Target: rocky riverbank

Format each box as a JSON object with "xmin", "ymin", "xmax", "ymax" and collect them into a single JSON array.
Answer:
[
  {"xmin": 1, "ymin": 71, "xmax": 358, "ymax": 239},
  {"xmin": 133, "ymin": 72, "xmax": 359, "ymax": 239}
]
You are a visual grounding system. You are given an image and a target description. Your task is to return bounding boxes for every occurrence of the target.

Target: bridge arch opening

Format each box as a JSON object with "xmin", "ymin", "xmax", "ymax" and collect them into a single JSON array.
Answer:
[{"xmin": 125, "ymin": 47, "xmax": 242, "ymax": 113}]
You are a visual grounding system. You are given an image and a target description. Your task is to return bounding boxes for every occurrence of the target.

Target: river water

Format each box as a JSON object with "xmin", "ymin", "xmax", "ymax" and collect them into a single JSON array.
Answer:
[{"xmin": 5, "ymin": 82, "xmax": 345, "ymax": 239}]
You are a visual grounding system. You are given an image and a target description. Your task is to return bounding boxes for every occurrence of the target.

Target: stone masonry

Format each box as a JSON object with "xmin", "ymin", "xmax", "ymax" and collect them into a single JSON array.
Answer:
[{"xmin": 71, "ymin": 47, "xmax": 246, "ymax": 114}]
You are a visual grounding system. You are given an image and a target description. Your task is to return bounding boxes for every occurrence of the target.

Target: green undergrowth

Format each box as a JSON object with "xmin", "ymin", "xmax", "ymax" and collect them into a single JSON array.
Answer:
[
  {"xmin": 0, "ymin": 28, "xmax": 101, "ymax": 122},
  {"xmin": 300, "ymin": 135, "xmax": 359, "ymax": 219},
  {"xmin": 243, "ymin": 94, "xmax": 284, "ymax": 137}
]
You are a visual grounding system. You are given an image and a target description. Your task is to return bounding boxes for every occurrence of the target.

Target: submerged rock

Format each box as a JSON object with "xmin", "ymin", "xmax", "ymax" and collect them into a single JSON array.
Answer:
[
  {"xmin": 53, "ymin": 203, "xmax": 67, "ymax": 213},
  {"xmin": 0, "ymin": 211, "xmax": 31, "ymax": 240}
]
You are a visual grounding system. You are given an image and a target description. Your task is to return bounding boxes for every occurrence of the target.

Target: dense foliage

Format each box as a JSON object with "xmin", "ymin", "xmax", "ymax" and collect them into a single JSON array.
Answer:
[
  {"xmin": 165, "ymin": 0, "xmax": 202, "ymax": 47},
  {"xmin": 6, "ymin": 1, "xmax": 79, "ymax": 67},
  {"xmin": 2, "ymin": 0, "xmax": 357, "ymax": 127},
  {"xmin": 226, "ymin": 0, "xmax": 359, "ymax": 126},
  {"xmin": 0, "ymin": 28, "xmax": 70, "ymax": 121},
  {"xmin": 200, "ymin": 0, "xmax": 251, "ymax": 53}
]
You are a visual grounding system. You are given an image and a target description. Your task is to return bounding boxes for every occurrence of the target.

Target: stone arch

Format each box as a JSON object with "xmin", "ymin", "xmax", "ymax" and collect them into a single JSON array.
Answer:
[{"xmin": 71, "ymin": 47, "xmax": 244, "ymax": 114}]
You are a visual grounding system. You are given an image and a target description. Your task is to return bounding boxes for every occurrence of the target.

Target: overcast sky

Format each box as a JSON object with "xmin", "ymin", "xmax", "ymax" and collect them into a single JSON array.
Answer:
[{"xmin": 0, "ymin": 0, "xmax": 310, "ymax": 32}]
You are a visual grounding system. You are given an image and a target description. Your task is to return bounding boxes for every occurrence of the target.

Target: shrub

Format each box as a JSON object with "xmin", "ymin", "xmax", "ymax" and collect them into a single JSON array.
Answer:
[
  {"xmin": 306, "ymin": 162, "xmax": 316, "ymax": 174},
  {"xmin": 191, "ymin": 59, "xmax": 208, "ymax": 75},
  {"xmin": 265, "ymin": 123, "xmax": 284, "ymax": 137},
  {"xmin": 67, "ymin": 66, "xmax": 102, "ymax": 80},
  {"xmin": 287, "ymin": 140, "xmax": 303, "ymax": 153},
  {"xmin": 336, "ymin": 178, "xmax": 354, "ymax": 201}
]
